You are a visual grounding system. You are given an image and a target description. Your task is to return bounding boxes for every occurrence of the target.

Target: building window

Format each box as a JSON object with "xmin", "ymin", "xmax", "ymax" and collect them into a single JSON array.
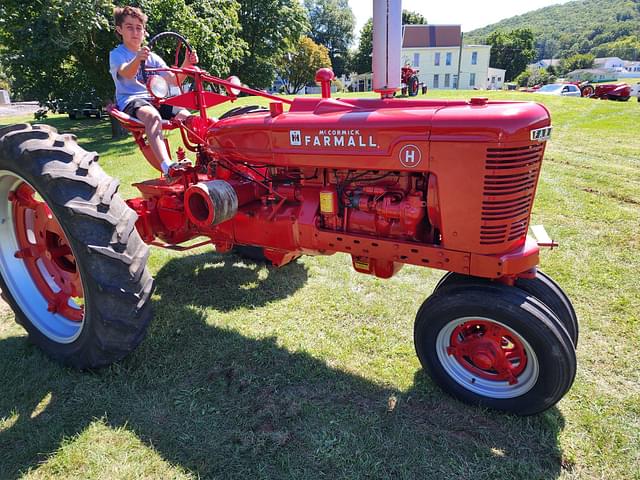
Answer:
[
  {"xmin": 413, "ymin": 53, "xmax": 420, "ymax": 67},
  {"xmin": 433, "ymin": 74, "xmax": 439, "ymax": 88},
  {"xmin": 471, "ymin": 51, "xmax": 478, "ymax": 65},
  {"xmin": 453, "ymin": 75, "xmax": 458, "ymax": 89},
  {"xmin": 434, "ymin": 52, "xmax": 440, "ymax": 66},
  {"xmin": 446, "ymin": 52, "xmax": 452, "ymax": 66},
  {"xmin": 444, "ymin": 74, "xmax": 450, "ymax": 88},
  {"xmin": 469, "ymin": 73, "xmax": 476, "ymax": 87},
  {"xmin": 497, "ymin": 77, "xmax": 502, "ymax": 82}
]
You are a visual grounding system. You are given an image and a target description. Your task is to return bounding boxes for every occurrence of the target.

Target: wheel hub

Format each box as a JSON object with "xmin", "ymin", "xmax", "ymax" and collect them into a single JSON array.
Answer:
[
  {"xmin": 447, "ymin": 320, "xmax": 527, "ymax": 385},
  {"xmin": 11, "ymin": 182, "xmax": 84, "ymax": 322}
]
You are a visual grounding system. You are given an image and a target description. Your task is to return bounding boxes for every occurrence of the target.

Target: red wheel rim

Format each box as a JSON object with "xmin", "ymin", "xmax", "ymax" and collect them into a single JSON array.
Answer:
[
  {"xmin": 10, "ymin": 183, "xmax": 84, "ymax": 321},
  {"xmin": 446, "ymin": 319, "xmax": 528, "ymax": 385}
]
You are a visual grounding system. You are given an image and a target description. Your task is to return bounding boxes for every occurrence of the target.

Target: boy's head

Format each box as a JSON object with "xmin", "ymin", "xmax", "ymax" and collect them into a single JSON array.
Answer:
[{"xmin": 114, "ymin": 6, "xmax": 148, "ymax": 46}]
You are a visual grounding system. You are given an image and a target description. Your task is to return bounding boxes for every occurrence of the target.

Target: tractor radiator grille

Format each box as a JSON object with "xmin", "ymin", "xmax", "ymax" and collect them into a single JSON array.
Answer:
[{"xmin": 480, "ymin": 144, "xmax": 544, "ymax": 245}]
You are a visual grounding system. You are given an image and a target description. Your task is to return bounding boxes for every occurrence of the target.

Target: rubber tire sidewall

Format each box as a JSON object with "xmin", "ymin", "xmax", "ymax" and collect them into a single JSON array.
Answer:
[
  {"xmin": 0, "ymin": 124, "xmax": 153, "ymax": 368},
  {"xmin": 414, "ymin": 285, "xmax": 576, "ymax": 415}
]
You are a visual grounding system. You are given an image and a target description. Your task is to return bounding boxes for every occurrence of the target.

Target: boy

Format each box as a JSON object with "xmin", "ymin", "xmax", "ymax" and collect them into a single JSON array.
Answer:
[{"xmin": 110, "ymin": 6, "xmax": 198, "ymax": 175}]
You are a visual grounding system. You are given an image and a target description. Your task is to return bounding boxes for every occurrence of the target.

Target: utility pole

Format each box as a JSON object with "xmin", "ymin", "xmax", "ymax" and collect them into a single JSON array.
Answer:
[{"xmin": 456, "ymin": 31, "xmax": 464, "ymax": 89}]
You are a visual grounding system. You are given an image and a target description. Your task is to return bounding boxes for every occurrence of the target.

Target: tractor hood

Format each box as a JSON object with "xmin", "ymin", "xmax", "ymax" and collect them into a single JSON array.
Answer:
[{"xmin": 206, "ymin": 97, "xmax": 551, "ymax": 172}]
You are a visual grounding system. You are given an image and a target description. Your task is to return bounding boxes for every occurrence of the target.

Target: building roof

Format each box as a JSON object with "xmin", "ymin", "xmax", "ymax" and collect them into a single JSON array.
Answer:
[
  {"xmin": 568, "ymin": 68, "xmax": 614, "ymax": 75},
  {"xmin": 402, "ymin": 25, "xmax": 461, "ymax": 48},
  {"xmin": 594, "ymin": 57, "xmax": 624, "ymax": 63}
]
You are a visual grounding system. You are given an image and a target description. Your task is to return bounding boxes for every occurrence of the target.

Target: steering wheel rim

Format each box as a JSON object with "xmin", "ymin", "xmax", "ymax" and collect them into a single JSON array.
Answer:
[{"xmin": 141, "ymin": 31, "xmax": 193, "ymax": 83}]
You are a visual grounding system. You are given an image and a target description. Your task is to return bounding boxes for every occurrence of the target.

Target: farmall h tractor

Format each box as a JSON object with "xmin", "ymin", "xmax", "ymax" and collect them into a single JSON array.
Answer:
[{"xmin": 0, "ymin": 25, "xmax": 577, "ymax": 415}]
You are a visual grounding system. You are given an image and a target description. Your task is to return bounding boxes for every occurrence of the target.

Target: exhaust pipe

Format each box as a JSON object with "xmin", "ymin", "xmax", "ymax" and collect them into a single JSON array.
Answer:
[
  {"xmin": 184, "ymin": 180, "xmax": 238, "ymax": 228},
  {"xmin": 372, "ymin": 0, "xmax": 402, "ymax": 96}
]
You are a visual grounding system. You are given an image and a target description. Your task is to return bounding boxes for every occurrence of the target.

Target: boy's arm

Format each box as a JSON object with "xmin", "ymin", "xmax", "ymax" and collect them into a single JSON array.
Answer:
[{"xmin": 117, "ymin": 47, "xmax": 151, "ymax": 80}]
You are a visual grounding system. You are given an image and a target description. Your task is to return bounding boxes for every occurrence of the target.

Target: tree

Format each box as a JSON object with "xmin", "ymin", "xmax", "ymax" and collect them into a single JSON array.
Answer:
[
  {"xmin": 233, "ymin": 0, "xmax": 309, "ymax": 89},
  {"xmin": 514, "ymin": 66, "xmax": 553, "ymax": 87},
  {"xmin": 0, "ymin": 0, "xmax": 246, "ymax": 104},
  {"xmin": 304, "ymin": 0, "xmax": 355, "ymax": 77},
  {"xmin": 561, "ymin": 53, "xmax": 595, "ymax": 73},
  {"xmin": 402, "ymin": 10, "xmax": 427, "ymax": 25},
  {"xmin": 277, "ymin": 36, "xmax": 331, "ymax": 94},
  {"xmin": 591, "ymin": 35, "xmax": 640, "ymax": 61},
  {"xmin": 350, "ymin": 18, "xmax": 373, "ymax": 74},
  {"xmin": 486, "ymin": 28, "xmax": 537, "ymax": 81}
]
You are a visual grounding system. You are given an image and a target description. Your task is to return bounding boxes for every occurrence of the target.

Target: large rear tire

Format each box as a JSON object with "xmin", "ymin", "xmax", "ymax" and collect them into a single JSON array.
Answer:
[
  {"xmin": 0, "ymin": 123, "xmax": 154, "ymax": 368},
  {"xmin": 414, "ymin": 285, "xmax": 576, "ymax": 415}
]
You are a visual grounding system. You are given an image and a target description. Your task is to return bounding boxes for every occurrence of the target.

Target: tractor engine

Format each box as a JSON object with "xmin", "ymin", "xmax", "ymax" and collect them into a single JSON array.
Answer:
[{"xmin": 127, "ymin": 94, "xmax": 552, "ymax": 281}]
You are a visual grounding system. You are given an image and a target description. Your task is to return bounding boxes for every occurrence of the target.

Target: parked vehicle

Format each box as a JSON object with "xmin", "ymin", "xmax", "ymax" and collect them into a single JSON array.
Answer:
[
  {"xmin": 68, "ymin": 102, "xmax": 105, "ymax": 119},
  {"xmin": 0, "ymin": 32, "xmax": 577, "ymax": 416},
  {"xmin": 586, "ymin": 83, "xmax": 631, "ymax": 101},
  {"xmin": 535, "ymin": 83, "xmax": 582, "ymax": 96},
  {"xmin": 628, "ymin": 82, "xmax": 640, "ymax": 102}
]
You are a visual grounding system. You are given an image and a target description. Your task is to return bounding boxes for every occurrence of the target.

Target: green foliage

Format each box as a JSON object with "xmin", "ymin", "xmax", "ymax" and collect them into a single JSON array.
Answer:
[
  {"xmin": 276, "ymin": 36, "xmax": 331, "ymax": 94},
  {"xmin": 465, "ymin": 0, "xmax": 640, "ymax": 61},
  {"xmin": 0, "ymin": 0, "xmax": 245, "ymax": 105},
  {"xmin": 561, "ymin": 53, "xmax": 595, "ymax": 74},
  {"xmin": 350, "ymin": 10, "xmax": 427, "ymax": 75},
  {"xmin": 591, "ymin": 35, "xmax": 640, "ymax": 60},
  {"xmin": 350, "ymin": 19, "xmax": 373, "ymax": 74},
  {"xmin": 304, "ymin": 0, "xmax": 355, "ymax": 77},
  {"xmin": 486, "ymin": 28, "xmax": 537, "ymax": 81},
  {"xmin": 402, "ymin": 10, "xmax": 427, "ymax": 25},
  {"xmin": 233, "ymin": 0, "xmax": 309, "ymax": 89},
  {"xmin": 514, "ymin": 66, "xmax": 554, "ymax": 87}
]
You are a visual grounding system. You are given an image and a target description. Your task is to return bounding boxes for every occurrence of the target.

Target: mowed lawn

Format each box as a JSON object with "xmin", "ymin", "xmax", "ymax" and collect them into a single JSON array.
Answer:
[{"xmin": 0, "ymin": 90, "xmax": 638, "ymax": 479}]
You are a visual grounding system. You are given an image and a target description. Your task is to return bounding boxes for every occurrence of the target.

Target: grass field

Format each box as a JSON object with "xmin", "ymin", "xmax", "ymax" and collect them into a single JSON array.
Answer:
[{"xmin": 1, "ymin": 90, "xmax": 639, "ymax": 479}]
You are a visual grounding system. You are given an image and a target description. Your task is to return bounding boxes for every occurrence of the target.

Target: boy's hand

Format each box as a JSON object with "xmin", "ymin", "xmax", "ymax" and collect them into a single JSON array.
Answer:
[
  {"xmin": 136, "ymin": 46, "xmax": 151, "ymax": 63},
  {"xmin": 182, "ymin": 49, "xmax": 199, "ymax": 67}
]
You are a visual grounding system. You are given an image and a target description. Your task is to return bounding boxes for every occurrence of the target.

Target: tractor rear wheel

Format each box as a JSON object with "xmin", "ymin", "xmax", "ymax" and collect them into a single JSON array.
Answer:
[
  {"xmin": 434, "ymin": 271, "xmax": 579, "ymax": 346},
  {"xmin": 0, "ymin": 123, "xmax": 154, "ymax": 369},
  {"xmin": 414, "ymin": 285, "xmax": 576, "ymax": 415}
]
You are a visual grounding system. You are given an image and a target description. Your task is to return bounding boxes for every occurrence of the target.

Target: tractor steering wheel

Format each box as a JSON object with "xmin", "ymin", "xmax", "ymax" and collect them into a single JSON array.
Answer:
[{"xmin": 141, "ymin": 31, "xmax": 193, "ymax": 85}]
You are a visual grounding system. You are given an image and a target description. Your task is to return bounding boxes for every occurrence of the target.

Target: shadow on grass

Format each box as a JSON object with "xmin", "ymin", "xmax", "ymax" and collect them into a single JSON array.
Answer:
[{"xmin": 0, "ymin": 252, "xmax": 568, "ymax": 479}]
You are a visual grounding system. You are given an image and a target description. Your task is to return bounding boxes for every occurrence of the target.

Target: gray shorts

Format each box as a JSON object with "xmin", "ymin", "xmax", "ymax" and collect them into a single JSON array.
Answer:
[{"xmin": 123, "ymin": 98, "xmax": 180, "ymax": 120}]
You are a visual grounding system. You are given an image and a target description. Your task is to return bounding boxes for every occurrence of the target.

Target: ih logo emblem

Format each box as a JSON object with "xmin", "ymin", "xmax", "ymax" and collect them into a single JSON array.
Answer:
[
  {"xmin": 289, "ymin": 130, "xmax": 302, "ymax": 146},
  {"xmin": 399, "ymin": 144, "xmax": 422, "ymax": 168}
]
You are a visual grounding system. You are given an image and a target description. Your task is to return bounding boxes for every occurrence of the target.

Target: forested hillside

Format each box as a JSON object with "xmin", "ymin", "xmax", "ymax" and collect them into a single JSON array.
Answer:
[{"xmin": 465, "ymin": 0, "xmax": 640, "ymax": 61}]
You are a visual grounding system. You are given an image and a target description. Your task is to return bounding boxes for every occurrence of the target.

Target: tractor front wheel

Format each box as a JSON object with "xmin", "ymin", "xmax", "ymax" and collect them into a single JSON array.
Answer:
[
  {"xmin": 408, "ymin": 76, "xmax": 419, "ymax": 96},
  {"xmin": 434, "ymin": 271, "xmax": 579, "ymax": 346},
  {"xmin": 414, "ymin": 285, "xmax": 576, "ymax": 415},
  {"xmin": 0, "ymin": 124, "xmax": 154, "ymax": 368}
]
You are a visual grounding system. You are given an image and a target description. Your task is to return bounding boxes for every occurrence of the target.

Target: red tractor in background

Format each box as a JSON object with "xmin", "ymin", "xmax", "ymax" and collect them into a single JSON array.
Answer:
[
  {"xmin": 582, "ymin": 82, "xmax": 632, "ymax": 101},
  {"xmin": 401, "ymin": 64, "xmax": 426, "ymax": 96},
  {"xmin": 0, "ymin": 33, "xmax": 577, "ymax": 416}
]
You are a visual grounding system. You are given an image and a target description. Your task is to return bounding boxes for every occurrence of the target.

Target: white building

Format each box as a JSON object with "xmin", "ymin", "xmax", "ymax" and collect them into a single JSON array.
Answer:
[
  {"xmin": 487, "ymin": 68, "xmax": 506, "ymax": 90},
  {"xmin": 401, "ymin": 24, "xmax": 494, "ymax": 90},
  {"xmin": 528, "ymin": 59, "xmax": 562, "ymax": 71},
  {"xmin": 594, "ymin": 57, "xmax": 625, "ymax": 71}
]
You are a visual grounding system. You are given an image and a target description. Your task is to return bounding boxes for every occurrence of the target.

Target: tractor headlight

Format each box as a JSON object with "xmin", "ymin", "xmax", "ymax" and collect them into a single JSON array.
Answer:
[
  {"xmin": 148, "ymin": 75, "xmax": 170, "ymax": 99},
  {"xmin": 225, "ymin": 76, "xmax": 242, "ymax": 96}
]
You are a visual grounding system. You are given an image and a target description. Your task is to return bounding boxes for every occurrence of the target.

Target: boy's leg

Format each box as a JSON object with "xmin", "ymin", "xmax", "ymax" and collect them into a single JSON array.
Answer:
[{"xmin": 135, "ymin": 105, "xmax": 173, "ymax": 173}]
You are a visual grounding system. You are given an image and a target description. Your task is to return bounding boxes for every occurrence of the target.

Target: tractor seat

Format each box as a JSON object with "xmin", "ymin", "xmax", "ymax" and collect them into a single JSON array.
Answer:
[{"xmin": 107, "ymin": 105, "xmax": 178, "ymax": 132}]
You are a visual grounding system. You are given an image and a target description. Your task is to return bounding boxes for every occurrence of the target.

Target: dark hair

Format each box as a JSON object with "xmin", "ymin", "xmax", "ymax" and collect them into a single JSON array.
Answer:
[{"xmin": 114, "ymin": 6, "xmax": 148, "ymax": 39}]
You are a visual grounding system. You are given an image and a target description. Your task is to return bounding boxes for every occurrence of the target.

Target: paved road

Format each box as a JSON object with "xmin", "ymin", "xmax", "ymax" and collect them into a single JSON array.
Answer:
[{"xmin": 0, "ymin": 101, "xmax": 39, "ymax": 118}]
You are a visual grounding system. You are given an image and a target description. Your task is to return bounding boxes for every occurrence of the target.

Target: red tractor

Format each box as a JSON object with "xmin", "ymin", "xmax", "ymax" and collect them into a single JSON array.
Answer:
[
  {"xmin": 583, "ymin": 82, "xmax": 632, "ymax": 101},
  {"xmin": 401, "ymin": 64, "xmax": 424, "ymax": 96},
  {"xmin": 0, "ymin": 33, "xmax": 577, "ymax": 415}
]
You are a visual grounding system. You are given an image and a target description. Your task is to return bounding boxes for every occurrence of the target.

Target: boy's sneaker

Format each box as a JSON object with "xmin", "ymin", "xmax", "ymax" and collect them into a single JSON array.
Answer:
[{"xmin": 164, "ymin": 159, "xmax": 193, "ymax": 179}]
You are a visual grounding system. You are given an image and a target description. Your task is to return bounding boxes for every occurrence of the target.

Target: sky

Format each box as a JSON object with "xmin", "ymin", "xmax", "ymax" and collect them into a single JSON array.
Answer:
[{"xmin": 348, "ymin": 0, "xmax": 573, "ymax": 36}]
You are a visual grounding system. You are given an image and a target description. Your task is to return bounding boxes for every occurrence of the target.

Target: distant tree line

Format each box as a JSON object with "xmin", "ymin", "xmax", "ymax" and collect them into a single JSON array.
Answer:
[{"xmin": 466, "ymin": 0, "xmax": 640, "ymax": 65}]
